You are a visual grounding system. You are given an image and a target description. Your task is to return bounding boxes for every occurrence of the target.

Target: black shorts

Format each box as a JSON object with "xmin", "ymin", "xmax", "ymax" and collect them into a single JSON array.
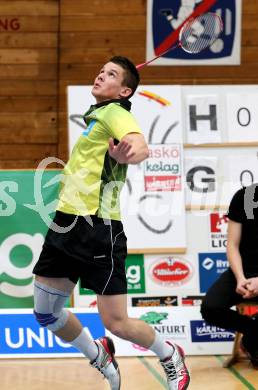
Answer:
[{"xmin": 33, "ymin": 211, "xmax": 128, "ymax": 295}]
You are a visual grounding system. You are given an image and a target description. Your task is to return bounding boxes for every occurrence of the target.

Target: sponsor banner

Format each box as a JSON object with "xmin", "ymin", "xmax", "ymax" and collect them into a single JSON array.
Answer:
[
  {"xmin": 181, "ymin": 295, "xmax": 204, "ymax": 306},
  {"xmin": 0, "ymin": 170, "xmax": 60, "ymax": 308},
  {"xmin": 126, "ymin": 255, "xmax": 146, "ymax": 293},
  {"xmin": 146, "ymin": 255, "xmax": 197, "ymax": 293},
  {"xmin": 106, "ymin": 306, "xmax": 188, "ymax": 356},
  {"xmin": 132, "ymin": 296, "xmax": 178, "ymax": 307},
  {"xmin": 147, "ymin": 0, "xmax": 242, "ymax": 66},
  {"xmin": 106, "ymin": 306, "xmax": 233, "ymax": 355},
  {"xmin": 0, "ymin": 309, "xmax": 104, "ymax": 358},
  {"xmin": 209, "ymin": 212, "xmax": 228, "ymax": 250},
  {"xmin": 149, "ymin": 256, "xmax": 192, "ymax": 286},
  {"xmin": 199, "ymin": 252, "xmax": 228, "ymax": 293},
  {"xmin": 191, "ymin": 320, "xmax": 235, "ymax": 342},
  {"xmin": 0, "ymin": 307, "xmax": 233, "ymax": 357},
  {"xmin": 144, "ymin": 144, "xmax": 182, "ymax": 191}
]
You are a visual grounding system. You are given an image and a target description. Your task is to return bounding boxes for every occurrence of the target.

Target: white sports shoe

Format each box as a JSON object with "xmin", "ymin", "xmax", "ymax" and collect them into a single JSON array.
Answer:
[
  {"xmin": 90, "ymin": 336, "xmax": 121, "ymax": 390},
  {"xmin": 160, "ymin": 342, "xmax": 190, "ymax": 390}
]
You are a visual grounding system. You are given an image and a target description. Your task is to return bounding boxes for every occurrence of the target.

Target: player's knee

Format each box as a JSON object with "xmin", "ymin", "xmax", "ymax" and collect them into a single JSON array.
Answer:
[
  {"xmin": 109, "ymin": 325, "xmax": 125, "ymax": 339},
  {"xmin": 104, "ymin": 319, "xmax": 126, "ymax": 338},
  {"xmin": 33, "ymin": 280, "xmax": 70, "ymax": 332},
  {"xmin": 200, "ymin": 299, "xmax": 219, "ymax": 322},
  {"xmin": 33, "ymin": 309, "xmax": 69, "ymax": 332}
]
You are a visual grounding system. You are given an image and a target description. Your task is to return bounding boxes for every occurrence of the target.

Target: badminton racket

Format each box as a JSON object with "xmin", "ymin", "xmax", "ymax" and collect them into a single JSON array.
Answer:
[{"xmin": 136, "ymin": 12, "xmax": 223, "ymax": 69}]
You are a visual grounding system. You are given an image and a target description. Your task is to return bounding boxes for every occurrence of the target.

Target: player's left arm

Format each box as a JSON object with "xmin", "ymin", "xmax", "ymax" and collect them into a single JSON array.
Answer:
[{"xmin": 108, "ymin": 132, "xmax": 149, "ymax": 164}]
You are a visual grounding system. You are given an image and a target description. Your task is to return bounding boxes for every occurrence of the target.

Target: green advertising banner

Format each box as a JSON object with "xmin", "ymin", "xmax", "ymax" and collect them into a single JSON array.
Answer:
[
  {"xmin": 79, "ymin": 254, "xmax": 146, "ymax": 296},
  {"xmin": 0, "ymin": 170, "xmax": 60, "ymax": 308},
  {"xmin": 0, "ymin": 170, "xmax": 146, "ymax": 308},
  {"xmin": 126, "ymin": 254, "xmax": 146, "ymax": 293}
]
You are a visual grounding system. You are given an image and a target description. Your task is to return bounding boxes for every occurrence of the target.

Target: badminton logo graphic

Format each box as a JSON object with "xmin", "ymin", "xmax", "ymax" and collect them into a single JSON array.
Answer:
[
  {"xmin": 147, "ymin": 0, "xmax": 240, "ymax": 65},
  {"xmin": 209, "ymin": 213, "xmax": 228, "ymax": 249}
]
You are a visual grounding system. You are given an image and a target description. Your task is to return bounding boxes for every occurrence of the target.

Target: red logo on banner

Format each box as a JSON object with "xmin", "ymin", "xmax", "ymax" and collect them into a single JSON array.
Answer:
[
  {"xmin": 210, "ymin": 213, "xmax": 228, "ymax": 233},
  {"xmin": 150, "ymin": 257, "xmax": 192, "ymax": 286},
  {"xmin": 145, "ymin": 176, "xmax": 181, "ymax": 191},
  {"xmin": 144, "ymin": 144, "xmax": 182, "ymax": 192}
]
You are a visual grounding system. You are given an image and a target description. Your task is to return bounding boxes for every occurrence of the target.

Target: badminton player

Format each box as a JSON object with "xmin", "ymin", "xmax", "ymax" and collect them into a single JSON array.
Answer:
[{"xmin": 32, "ymin": 56, "xmax": 190, "ymax": 390}]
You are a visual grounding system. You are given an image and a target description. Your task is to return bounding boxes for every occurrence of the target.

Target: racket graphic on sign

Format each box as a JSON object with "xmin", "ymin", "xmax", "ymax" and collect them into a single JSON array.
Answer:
[{"xmin": 137, "ymin": 12, "xmax": 223, "ymax": 69}]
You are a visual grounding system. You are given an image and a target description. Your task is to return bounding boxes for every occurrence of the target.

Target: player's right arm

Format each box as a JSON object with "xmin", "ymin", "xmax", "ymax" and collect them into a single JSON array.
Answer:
[{"xmin": 108, "ymin": 133, "xmax": 149, "ymax": 164}]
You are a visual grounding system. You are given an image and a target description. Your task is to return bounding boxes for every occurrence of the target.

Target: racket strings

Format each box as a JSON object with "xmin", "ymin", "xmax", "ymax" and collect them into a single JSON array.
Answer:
[
  {"xmin": 136, "ymin": 12, "xmax": 223, "ymax": 69},
  {"xmin": 180, "ymin": 13, "xmax": 223, "ymax": 54}
]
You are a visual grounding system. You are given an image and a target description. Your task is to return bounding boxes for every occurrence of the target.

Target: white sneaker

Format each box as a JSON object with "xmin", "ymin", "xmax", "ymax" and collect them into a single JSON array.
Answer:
[
  {"xmin": 160, "ymin": 342, "xmax": 190, "ymax": 390},
  {"xmin": 90, "ymin": 336, "xmax": 121, "ymax": 390}
]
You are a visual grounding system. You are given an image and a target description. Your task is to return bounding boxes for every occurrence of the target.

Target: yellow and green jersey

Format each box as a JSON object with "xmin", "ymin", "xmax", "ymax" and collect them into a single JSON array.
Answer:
[{"xmin": 57, "ymin": 99, "xmax": 141, "ymax": 220}]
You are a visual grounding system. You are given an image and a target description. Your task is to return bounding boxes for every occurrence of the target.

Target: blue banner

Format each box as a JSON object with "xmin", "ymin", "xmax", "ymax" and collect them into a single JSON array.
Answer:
[
  {"xmin": 190, "ymin": 320, "xmax": 235, "ymax": 342},
  {"xmin": 0, "ymin": 310, "xmax": 105, "ymax": 357},
  {"xmin": 149, "ymin": 0, "xmax": 240, "ymax": 63},
  {"xmin": 147, "ymin": 0, "xmax": 242, "ymax": 65},
  {"xmin": 199, "ymin": 252, "xmax": 228, "ymax": 293}
]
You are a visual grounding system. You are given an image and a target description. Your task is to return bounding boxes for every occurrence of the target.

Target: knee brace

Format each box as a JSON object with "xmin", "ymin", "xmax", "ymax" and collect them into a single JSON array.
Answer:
[{"xmin": 33, "ymin": 280, "xmax": 70, "ymax": 332}]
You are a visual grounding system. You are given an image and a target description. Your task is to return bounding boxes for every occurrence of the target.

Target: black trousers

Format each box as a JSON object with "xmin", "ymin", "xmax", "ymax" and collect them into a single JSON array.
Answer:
[{"xmin": 201, "ymin": 268, "xmax": 258, "ymax": 337}]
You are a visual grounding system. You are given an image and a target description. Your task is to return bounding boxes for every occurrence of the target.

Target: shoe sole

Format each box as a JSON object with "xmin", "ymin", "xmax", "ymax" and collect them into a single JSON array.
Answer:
[{"xmin": 104, "ymin": 337, "xmax": 121, "ymax": 390}]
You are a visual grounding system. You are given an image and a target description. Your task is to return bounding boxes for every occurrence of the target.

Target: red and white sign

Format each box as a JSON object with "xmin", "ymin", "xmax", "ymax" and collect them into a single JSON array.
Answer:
[
  {"xmin": 146, "ymin": 254, "xmax": 197, "ymax": 294},
  {"xmin": 209, "ymin": 212, "xmax": 228, "ymax": 250},
  {"xmin": 144, "ymin": 144, "xmax": 182, "ymax": 191},
  {"xmin": 149, "ymin": 256, "xmax": 193, "ymax": 287}
]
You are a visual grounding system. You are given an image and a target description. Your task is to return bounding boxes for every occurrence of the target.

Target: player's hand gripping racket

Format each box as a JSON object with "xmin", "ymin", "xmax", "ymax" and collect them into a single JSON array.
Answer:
[{"xmin": 136, "ymin": 12, "xmax": 223, "ymax": 69}]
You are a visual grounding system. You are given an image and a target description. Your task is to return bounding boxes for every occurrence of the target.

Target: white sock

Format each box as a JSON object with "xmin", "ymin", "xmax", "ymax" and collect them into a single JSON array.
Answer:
[
  {"xmin": 149, "ymin": 333, "xmax": 174, "ymax": 361},
  {"xmin": 70, "ymin": 329, "xmax": 98, "ymax": 361}
]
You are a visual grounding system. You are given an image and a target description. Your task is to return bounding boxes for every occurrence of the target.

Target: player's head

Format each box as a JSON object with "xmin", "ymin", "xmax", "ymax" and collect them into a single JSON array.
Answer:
[
  {"xmin": 92, "ymin": 56, "xmax": 140, "ymax": 103},
  {"xmin": 109, "ymin": 56, "xmax": 140, "ymax": 98}
]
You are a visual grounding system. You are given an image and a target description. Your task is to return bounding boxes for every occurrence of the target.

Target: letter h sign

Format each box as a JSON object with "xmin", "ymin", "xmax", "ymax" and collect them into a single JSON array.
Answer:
[
  {"xmin": 190, "ymin": 105, "xmax": 217, "ymax": 131},
  {"xmin": 186, "ymin": 94, "xmax": 221, "ymax": 144}
]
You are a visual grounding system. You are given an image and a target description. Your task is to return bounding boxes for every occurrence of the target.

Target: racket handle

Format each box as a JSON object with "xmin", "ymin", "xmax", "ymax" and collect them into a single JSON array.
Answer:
[
  {"xmin": 136, "ymin": 63, "xmax": 145, "ymax": 70},
  {"xmin": 136, "ymin": 45, "xmax": 177, "ymax": 69},
  {"xmin": 136, "ymin": 62, "xmax": 149, "ymax": 70},
  {"xmin": 136, "ymin": 53, "xmax": 163, "ymax": 69}
]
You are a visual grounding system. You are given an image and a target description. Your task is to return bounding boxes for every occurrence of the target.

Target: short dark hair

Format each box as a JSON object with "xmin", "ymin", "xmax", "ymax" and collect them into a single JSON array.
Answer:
[{"xmin": 109, "ymin": 56, "xmax": 140, "ymax": 98}]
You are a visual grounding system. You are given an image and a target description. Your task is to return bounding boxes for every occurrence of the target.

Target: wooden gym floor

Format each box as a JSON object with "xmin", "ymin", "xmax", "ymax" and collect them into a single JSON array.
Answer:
[{"xmin": 1, "ymin": 355, "xmax": 258, "ymax": 390}]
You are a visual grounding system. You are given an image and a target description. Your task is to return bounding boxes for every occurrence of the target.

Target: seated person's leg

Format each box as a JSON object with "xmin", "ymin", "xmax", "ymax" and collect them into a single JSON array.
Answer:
[{"xmin": 201, "ymin": 269, "xmax": 257, "ymax": 334}]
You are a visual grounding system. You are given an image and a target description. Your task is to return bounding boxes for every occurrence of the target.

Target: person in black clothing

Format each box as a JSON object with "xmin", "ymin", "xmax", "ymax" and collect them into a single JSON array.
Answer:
[{"xmin": 201, "ymin": 184, "xmax": 258, "ymax": 367}]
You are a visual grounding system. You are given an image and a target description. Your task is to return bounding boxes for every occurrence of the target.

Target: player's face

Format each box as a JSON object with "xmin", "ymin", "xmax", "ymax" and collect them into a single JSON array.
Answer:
[{"xmin": 92, "ymin": 62, "xmax": 132, "ymax": 103}]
